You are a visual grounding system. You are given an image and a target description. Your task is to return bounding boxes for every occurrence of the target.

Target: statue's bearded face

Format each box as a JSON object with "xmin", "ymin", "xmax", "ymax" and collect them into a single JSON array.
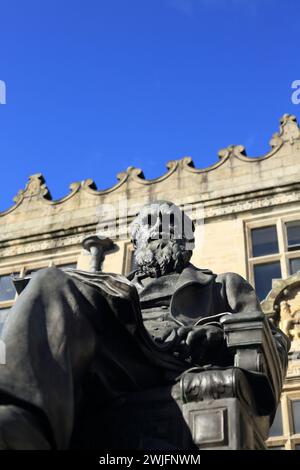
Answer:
[
  {"xmin": 134, "ymin": 238, "xmax": 191, "ymax": 278},
  {"xmin": 130, "ymin": 202, "xmax": 194, "ymax": 278}
]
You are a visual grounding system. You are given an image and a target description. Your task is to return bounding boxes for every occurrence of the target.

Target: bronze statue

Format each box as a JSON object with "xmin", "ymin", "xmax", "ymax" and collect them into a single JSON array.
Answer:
[{"xmin": 0, "ymin": 201, "xmax": 290, "ymax": 450}]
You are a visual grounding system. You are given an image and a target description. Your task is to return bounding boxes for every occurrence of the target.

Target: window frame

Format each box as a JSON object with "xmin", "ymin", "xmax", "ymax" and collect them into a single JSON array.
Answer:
[
  {"xmin": 0, "ymin": 257, "xmax": 78, "ymax": 310},
  {"xmin": 266, "ymin": 391, "xmax": 300, "ymax": 450},
  {"xmin": 285, "ymin": 220, "xmax": 300, "ymax": 252},
  {"xmin": 123, "ymin": 241, "xmax": 135, "ymax": 275},
  {"xmin": 0, "ymin": 274, "xmax": 19, "ymax": 305},
  {"xmin": 246, "ymin": 213, "xmax": 300, "ymax": 299},
  {"xmin": 250, "ymin": 225, "xmax": 279, "ymax": 258}
]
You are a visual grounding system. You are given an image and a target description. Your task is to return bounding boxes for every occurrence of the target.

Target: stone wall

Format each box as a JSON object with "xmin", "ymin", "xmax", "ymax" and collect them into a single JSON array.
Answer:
[
  {"xmin": 1, "ymin": 113, "xmax": 300, "ymax": 278},
  {"xmin": 1, "ymin": 113, "xmax": 300, "ymax": 448}
]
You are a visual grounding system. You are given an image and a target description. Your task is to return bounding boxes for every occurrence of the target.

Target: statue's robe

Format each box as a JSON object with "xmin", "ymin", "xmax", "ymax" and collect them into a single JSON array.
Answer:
[{"xmin": 0, "ymin": 264, "xmax": 289, "ymax": 449}]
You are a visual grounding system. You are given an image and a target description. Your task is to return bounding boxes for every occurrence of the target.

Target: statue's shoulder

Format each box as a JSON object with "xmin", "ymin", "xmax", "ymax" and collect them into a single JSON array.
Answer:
[
  {"xmin": 215, "ymin": 271, "xmax": 247, "ymax": 283},
  {"xmin": 215, "ymin": 272, "xmax": 256, "ymax": 304},
  {"xmin": 187, "ymin": 264, "xmax": 247, "ymax": 286},
  {"xmin": 212, "ymin": 271, "xmax": 253, "ymax": 296}
]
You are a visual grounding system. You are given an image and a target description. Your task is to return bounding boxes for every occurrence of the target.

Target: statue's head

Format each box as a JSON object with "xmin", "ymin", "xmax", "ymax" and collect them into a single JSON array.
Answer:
[{"xmin": 130, "ymin": 201, "xmax": 195, "ymax": 277}]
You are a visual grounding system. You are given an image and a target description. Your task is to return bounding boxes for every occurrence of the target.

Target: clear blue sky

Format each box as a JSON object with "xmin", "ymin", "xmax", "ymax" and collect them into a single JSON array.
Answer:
[{"xmin": 0, "ymin": 0, "xmax": 299, "ymax": 211}]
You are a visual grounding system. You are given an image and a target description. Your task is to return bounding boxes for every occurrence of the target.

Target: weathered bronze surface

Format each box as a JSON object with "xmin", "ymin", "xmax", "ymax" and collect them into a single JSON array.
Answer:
[{"xmin": 0, "ymin": 202, "xmax": 289, "ymax": 449}]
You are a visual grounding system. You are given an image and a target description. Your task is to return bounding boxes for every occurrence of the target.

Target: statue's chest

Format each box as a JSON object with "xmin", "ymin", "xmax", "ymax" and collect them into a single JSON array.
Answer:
[{"xmin": 136, "ymin": 273, "xmax": 181, "ymax": 344}]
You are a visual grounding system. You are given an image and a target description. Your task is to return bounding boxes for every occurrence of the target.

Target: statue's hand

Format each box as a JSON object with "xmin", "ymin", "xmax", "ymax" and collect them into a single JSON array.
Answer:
[{"xmin": 176, "ymin": 325, "xmax": 225, "ymax": 364}]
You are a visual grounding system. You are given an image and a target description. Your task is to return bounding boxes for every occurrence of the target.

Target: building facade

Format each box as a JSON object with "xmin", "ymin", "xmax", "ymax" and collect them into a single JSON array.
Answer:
[{"xmin": 0, "ymin": 113, "xmax": 300, "ymax": 449}]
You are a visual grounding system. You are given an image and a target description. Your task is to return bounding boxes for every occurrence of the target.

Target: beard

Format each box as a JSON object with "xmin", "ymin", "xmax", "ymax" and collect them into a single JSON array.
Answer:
[{"xmin": 134, "ymin": 238, "xmax": 192, "ymax": 278}]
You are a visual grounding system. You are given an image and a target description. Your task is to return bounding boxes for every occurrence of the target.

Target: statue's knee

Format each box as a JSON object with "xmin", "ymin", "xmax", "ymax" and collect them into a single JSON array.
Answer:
[
  {"xmin": 0, "ymin": 405, "xmax": 51, "ymax": 450},
  {"xmin": 28, "ymin": 267, "xmax": 68, "ymax": 292}
]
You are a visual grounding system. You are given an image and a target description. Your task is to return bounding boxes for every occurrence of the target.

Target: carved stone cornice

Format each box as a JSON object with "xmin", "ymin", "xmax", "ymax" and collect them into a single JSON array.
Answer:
[
  {"xmin": 13, "ymin": 174, "xmax": 52, "ymax": 204},
  {"xmin": 1, "ymin": 183, "xmax": 300, "ymax": 259},
  {"xmin": 0, "ymin": 225, "xmax": 97, "ymax": 259},
  {"xmin": 203, "ymin": 185, "xmax": 300, "ymax": 219},
  {"xmin": 1, "ymin": 114, "xmax": 299, "ymax": 217}
]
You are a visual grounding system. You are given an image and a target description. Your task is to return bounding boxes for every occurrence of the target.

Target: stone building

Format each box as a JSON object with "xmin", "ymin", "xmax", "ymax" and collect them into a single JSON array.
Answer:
[{"xmin": 0, "ymin": 113, "xmax": 300, "ymax": 449}]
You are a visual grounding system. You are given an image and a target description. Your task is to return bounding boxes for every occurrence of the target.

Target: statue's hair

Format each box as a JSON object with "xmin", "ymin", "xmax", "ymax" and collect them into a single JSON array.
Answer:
[{"xmin": 130, "ymin": 200, "xmax": 195, "ymax": 250}]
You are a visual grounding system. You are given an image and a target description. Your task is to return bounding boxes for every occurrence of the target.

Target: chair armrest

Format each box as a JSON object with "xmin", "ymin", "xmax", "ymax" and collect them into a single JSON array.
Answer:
[{"xmin": 220, "ymin": 311, "xmax": 284, "ymax": 404}]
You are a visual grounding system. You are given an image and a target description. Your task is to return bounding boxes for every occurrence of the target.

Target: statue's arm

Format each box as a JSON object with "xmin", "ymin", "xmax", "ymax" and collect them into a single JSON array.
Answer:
[{"xmin": 222, "ymin": 272, "xmax": 290, "ymax": 373}]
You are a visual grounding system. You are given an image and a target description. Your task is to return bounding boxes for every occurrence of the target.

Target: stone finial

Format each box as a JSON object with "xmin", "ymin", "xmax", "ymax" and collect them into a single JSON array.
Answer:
[
  {"xmin": 82, "ymin": 235, "xmax": 115, "ymax": 272},
  {"xmin": 280, "ymin": 113, "xmax": 297, "ymax": 126},
  {"xmin": 218, "ymin": 114, "xmax": 300, "ymax": 161},
  {"xmin": 218, "ymin": 145, "xmax": 246, "ymax": 160},
  {"xmin": 13, "ymin": 174, "xmax": 52, "ymax": 204},
  {"xmin": 116, "ymin": 167, "xmax": 145, "ymax": 181},
  {"xmin": 269, "ymin": 114, "xmax": 300, "ymax": 149},
  {"xmin": 166, "ymin": 157, "xmax": 195, "ymax": 169},
  {"xmin": 278, "ymin": 113, "xmax": 300, "ymax": 144}
]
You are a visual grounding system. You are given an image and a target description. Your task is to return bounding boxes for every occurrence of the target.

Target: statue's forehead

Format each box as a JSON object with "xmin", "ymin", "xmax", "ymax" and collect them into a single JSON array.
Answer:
[{"xmin": 138, "ymin": 203, "xmax": 182, "ymax": 219}]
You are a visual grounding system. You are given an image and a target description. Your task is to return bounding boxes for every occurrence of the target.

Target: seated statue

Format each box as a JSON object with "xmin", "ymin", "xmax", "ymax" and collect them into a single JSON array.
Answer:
[{"xmin": 0, "ymin": 201, "xmax": 290, "ymax": 450}]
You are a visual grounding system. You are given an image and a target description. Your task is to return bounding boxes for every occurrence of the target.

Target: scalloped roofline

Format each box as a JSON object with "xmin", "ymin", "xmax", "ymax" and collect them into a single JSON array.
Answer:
[{"xmin": 1, "ymin": 113, "xmax": 299, "ymax": 217}]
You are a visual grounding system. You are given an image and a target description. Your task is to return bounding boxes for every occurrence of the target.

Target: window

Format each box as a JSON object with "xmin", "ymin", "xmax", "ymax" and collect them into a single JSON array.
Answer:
[
  {"xmin": 285, "ymin": 220, "xmax": 300, "ymax": 278},
  {"xmin": 58, "ymin": 263, "xmax": 77, "ymax": 271},
  {"xmin": 0, "ymin": 259, "xmax": 78, "ymax": 303},
  {"xmin": 0, "ymin": 259, "xmax": 78, "ymax": 328},
  {"xmin": 292, "ymin": 400, "xmax": 300, "ymax": 435},
  {"xmin": 289, "ymin": 257, "xmax": 300, "ymax": 275},
  {"xmin": 254, "ymin": 262, "xmax": 282, "ymax": 301},
  {"xmin": 267, "ymin": 394, "xmax": 300, "ymax": 450},
  {"xmin": 251, "ymin": 226, "xmax": 279, "ymax": 257},
  {"xmin": 25, "ymin": 269, "xmax": 39, "ymax": 278},
  {"xmin": 17, "ymin": 263, "xmax": 77, "ymax": 295},
  {"xmin": 248, "ymin": 217, "xmax": 300, "ymax": 300},
  {"xmin": 24, "ymin": 263, "xmax": 77, "ymax": 278},
  {"xmin": 286, "ymin": 221, "xmax": 300, "ymax": 251},
  {"xmin": 269, "ymin": 404, "xmax": 283, "ymax": 437},
  {"xmin": 0, "ymin": 275, "xmax": 16, "ymax": 302}
]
